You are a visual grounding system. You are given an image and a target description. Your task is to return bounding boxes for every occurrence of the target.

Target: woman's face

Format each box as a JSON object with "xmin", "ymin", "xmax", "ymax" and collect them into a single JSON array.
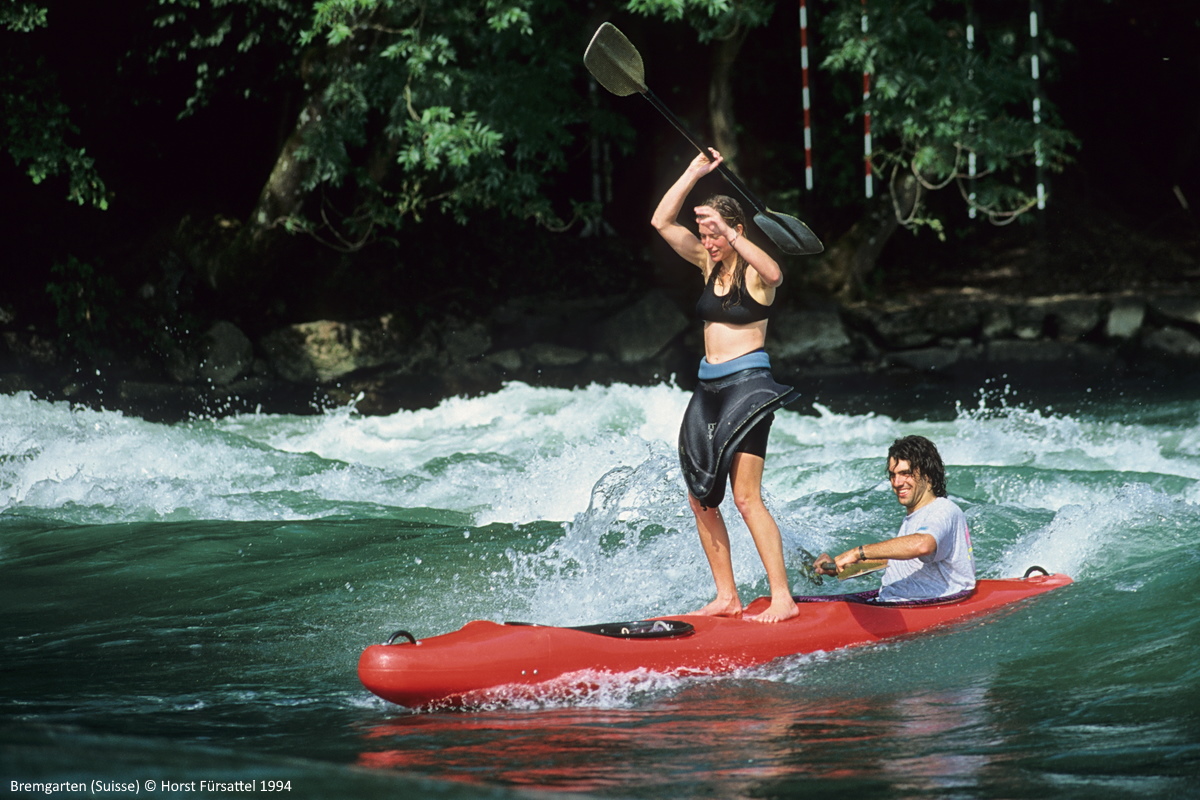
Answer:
[{"xmin": 700, "ymin": 227, "xmax": 738, "ymax": 263}]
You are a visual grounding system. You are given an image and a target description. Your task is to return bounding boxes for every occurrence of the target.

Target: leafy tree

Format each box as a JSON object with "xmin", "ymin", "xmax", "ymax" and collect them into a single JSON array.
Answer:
[
  {"xmin": 249, "ymin": 0, "xmax": 620, "ymax": 249},
  {"xmin": 1, "ymin": 3, "xmax": 110, "ymax": 209},
  {"xmin": 2, "ymin": 0, "xmax": 1081, "ymax": 320},
  {"xmin": 619, "ymin": 0, "xmax": 1078, "ymax": 297},
  {"xmin": 144, "ymin": 0, "xmax": 310, "ymax": 121},
  {"xmin": 824, "ymin": 0, "xmax": 1076, "ymax": 218},
  {"xmin": 808, "ymin": 0, "xmax": 1078, "ymax": 295}
]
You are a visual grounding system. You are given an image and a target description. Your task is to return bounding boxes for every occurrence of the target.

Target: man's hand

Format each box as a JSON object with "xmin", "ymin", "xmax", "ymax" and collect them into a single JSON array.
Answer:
[{"xmin": 812, "ymin": 553, "xmax": 840, "ymax": 576}]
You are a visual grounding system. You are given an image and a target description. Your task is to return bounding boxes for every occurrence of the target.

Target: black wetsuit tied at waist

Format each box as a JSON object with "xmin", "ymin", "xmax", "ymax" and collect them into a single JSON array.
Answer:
[{"xmin": 678, "ymin": 353, "xmax": 799, "ymax": 508}]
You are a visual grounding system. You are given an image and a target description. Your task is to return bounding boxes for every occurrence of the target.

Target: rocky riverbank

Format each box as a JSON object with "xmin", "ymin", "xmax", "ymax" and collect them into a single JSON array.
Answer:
[{"xmin": 2, "ymin": 286, "xmax": 1198, "ymax": 422}]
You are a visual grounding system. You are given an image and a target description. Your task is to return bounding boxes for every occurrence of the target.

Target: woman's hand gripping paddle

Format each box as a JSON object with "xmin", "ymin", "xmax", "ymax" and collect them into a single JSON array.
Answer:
[{"xmin": 584, "ymin": 22, "xmax": 824, "ymax": 256}]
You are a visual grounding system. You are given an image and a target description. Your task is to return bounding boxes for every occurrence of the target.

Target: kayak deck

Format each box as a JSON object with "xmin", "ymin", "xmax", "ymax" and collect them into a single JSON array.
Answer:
[{"xmin": 359, "ymin": 572, "xmax": 1072, "ymax": 708}]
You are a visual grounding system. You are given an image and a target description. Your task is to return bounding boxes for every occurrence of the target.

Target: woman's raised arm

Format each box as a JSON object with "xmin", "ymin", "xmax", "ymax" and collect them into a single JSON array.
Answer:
[{"xmin": 651, "ymin": 149, "xmax": 723, "ymax": 270}]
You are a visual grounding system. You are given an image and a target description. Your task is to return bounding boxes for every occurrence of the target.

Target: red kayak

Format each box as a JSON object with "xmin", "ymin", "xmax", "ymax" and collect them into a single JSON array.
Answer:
[{"xmin": 359, "ymin": 569, "xmax": 1072, "ymax": 708}]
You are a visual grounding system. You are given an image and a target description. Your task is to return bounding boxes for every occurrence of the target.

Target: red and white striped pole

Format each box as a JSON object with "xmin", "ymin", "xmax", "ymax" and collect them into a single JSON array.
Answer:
[
  {"xmin": 967, "ymin": 7, "xmax": 977, "ymax": 218},
  {"xmin": 800, "ymin": 0, "xmax": 813, "ymax": 190},
  {"xmin": 862, "ymin": 0, "xmax": 873, "ymax": 199},
  {"xmin": 1030, "ymin": 0, "xmax": 1045, "ymax": 209}
]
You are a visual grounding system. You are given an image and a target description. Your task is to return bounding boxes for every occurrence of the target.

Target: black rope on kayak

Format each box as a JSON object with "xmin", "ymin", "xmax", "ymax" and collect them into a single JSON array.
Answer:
[
  {"xmin": 504, "ymin": 619, "xmax": 695, "ymax": 639},
  {"xmin": 384, "ymin": 630, "xmax": 417, "ymax": 645},
  {"xmin": 1023, "ymin": 565, "xmax": 1051, "ymax": 578}
]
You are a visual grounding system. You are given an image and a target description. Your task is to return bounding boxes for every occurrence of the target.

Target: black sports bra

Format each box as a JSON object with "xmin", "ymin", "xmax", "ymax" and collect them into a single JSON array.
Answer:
[{"xmin": 695, "ymin": 268, "xmax": 773, "ymax": 324}]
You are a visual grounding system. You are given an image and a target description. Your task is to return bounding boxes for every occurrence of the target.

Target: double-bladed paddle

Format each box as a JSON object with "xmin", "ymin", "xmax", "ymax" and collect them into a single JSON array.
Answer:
[{"xmin": 584, "ymin": 22, "xmax": 824, "ymax": 256}]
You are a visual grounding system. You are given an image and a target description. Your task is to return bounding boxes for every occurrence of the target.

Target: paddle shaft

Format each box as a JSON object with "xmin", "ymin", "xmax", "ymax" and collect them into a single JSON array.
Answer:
[
  {"xmin": 583, "ymin": 22, "xmax": 822, "ymax": 255},
  {"xmin": 818, "ymin": 558, "xmax": 889, "ymax": 580},
  {"xmin": 640, "ymin": 87, "xmax": 769, "ymax": 216}
]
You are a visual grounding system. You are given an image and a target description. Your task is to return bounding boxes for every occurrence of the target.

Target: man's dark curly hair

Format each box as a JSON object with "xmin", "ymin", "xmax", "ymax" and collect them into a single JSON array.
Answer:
[{"xmin": 887, "ymin": 435, "xmax": 947, "ymax": 498}]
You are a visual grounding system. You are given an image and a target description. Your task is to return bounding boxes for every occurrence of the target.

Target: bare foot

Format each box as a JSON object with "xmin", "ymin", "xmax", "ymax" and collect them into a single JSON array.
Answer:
[
  {"xmin": 692, "ymin": 596, "xmax": 744, "ymax": 617},
  {"xmin": 744, "ymin": 598, "xmax": 799, "ymax": 624}
]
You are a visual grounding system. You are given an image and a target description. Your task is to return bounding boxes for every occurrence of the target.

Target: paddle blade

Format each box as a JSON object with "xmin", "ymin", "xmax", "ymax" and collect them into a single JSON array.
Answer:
[
  {"xmin": 754, "ymin": 210, "xmax": 825, "ymax": 256},
  {"xmin": 584, "ymin": 22, "xmax": 647, "ymax": 97},
  {"xmin": 838, "ymin": 560, "xmax": 888, "ymax": 581}
]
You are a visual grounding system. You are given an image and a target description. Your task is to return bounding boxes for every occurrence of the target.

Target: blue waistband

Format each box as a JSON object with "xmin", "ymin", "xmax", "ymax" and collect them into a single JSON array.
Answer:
[{"xmin": 698, "ymin": 350, "xmax": 771, "ymax": 380}]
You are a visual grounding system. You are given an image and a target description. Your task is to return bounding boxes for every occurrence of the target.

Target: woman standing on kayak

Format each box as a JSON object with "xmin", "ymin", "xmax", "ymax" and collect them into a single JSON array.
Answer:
[{"xmin": 652, "ymin": 147, "xmax": 800, "ymax": 624}]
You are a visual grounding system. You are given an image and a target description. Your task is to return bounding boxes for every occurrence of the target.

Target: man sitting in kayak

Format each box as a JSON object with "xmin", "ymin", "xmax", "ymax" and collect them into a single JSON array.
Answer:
[{"xmin": 813, "ymin": 435, "xmax": 975, "ymax": 602}]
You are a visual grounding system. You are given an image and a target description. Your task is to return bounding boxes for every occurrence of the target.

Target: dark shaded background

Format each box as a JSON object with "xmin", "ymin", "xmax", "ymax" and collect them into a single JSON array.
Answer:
[{"xmin": 3, "ymin": 0, "xmax": 1197, "ymax": 342}]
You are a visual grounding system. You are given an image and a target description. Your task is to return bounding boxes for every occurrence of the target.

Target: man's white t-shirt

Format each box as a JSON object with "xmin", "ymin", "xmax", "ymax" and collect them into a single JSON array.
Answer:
[{"xmin": 879, "ymin": 496, "xmax": 975, "ymax": 602}]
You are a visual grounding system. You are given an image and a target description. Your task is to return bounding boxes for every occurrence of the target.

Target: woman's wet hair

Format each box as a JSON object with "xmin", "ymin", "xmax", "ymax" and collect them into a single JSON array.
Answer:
[
  {"xmin": 887, "ymin": 435, "xmax": 948, "ymax": 498},
  {"xmin": 702, "ymin": 194, "xmax": 746, "ymax": 232}
]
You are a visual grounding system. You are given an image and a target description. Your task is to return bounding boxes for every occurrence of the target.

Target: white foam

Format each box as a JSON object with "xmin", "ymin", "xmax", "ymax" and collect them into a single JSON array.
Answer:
[{"xmin": 2, "ymin": 384, "xmax": 1197, "ymax": 549}]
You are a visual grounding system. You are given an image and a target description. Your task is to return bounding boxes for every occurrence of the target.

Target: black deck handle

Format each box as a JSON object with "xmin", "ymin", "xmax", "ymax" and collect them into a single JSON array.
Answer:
[{"xmin": 384, "ymin": 629, "xmax": 417, "ymax": 645}]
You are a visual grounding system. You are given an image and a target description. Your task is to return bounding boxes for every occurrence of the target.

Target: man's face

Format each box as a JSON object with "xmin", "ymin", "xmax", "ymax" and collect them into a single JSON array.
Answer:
[{"xmin": 887, "ymin": 457, "xmax": 934, "ymax": 513}]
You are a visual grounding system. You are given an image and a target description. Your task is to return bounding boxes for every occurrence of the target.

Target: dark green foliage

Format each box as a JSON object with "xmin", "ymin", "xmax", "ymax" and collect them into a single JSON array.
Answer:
[
  {"xmin": 1, "ymin": 0, "xmax": 1077, "ymax": 243},
  {"xmin": 282, "ymin": 0, "xmax": 633, "ymax": 242},
  {"xmin": 1, "ymin": 0, "xmax": 1128, "ymax": 359},
  {"xmin": 144, "ymin": 0, "xmax": 310, "ymax": 120},
  {"xmin": 1, "ymin": 5, "xmax": 109, "ymax": 209},
  {"xmin": 624, "ymin": 0, "xmax": 774, "ymax": 41},
  {"xmin": 45, "ymin": 257, "xmax": 123, "ymax": 357},
  {"xmin": 818, "ymin": 0, "xmax": 1079, "ymax": 230},
  {"xmin": 2, "ymin": 2, "xmax": 48, "ymax": 32}
]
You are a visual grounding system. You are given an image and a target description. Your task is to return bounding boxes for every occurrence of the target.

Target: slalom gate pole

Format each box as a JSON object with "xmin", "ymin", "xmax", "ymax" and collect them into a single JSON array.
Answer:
[
  {"xmin": 1030, "ymin": 0, "xmax": 1045, "ymax": 209},
  {"xmin": 800, "ymin": 0, "xmax": 814, "ymax": 190},
  {"xmin": 967, "ymin": 3, "xmax": 977, "ymax": 218},
  {"xmin": 862, "ymin": 0, "xmax": 873, "ymax": 199}
]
